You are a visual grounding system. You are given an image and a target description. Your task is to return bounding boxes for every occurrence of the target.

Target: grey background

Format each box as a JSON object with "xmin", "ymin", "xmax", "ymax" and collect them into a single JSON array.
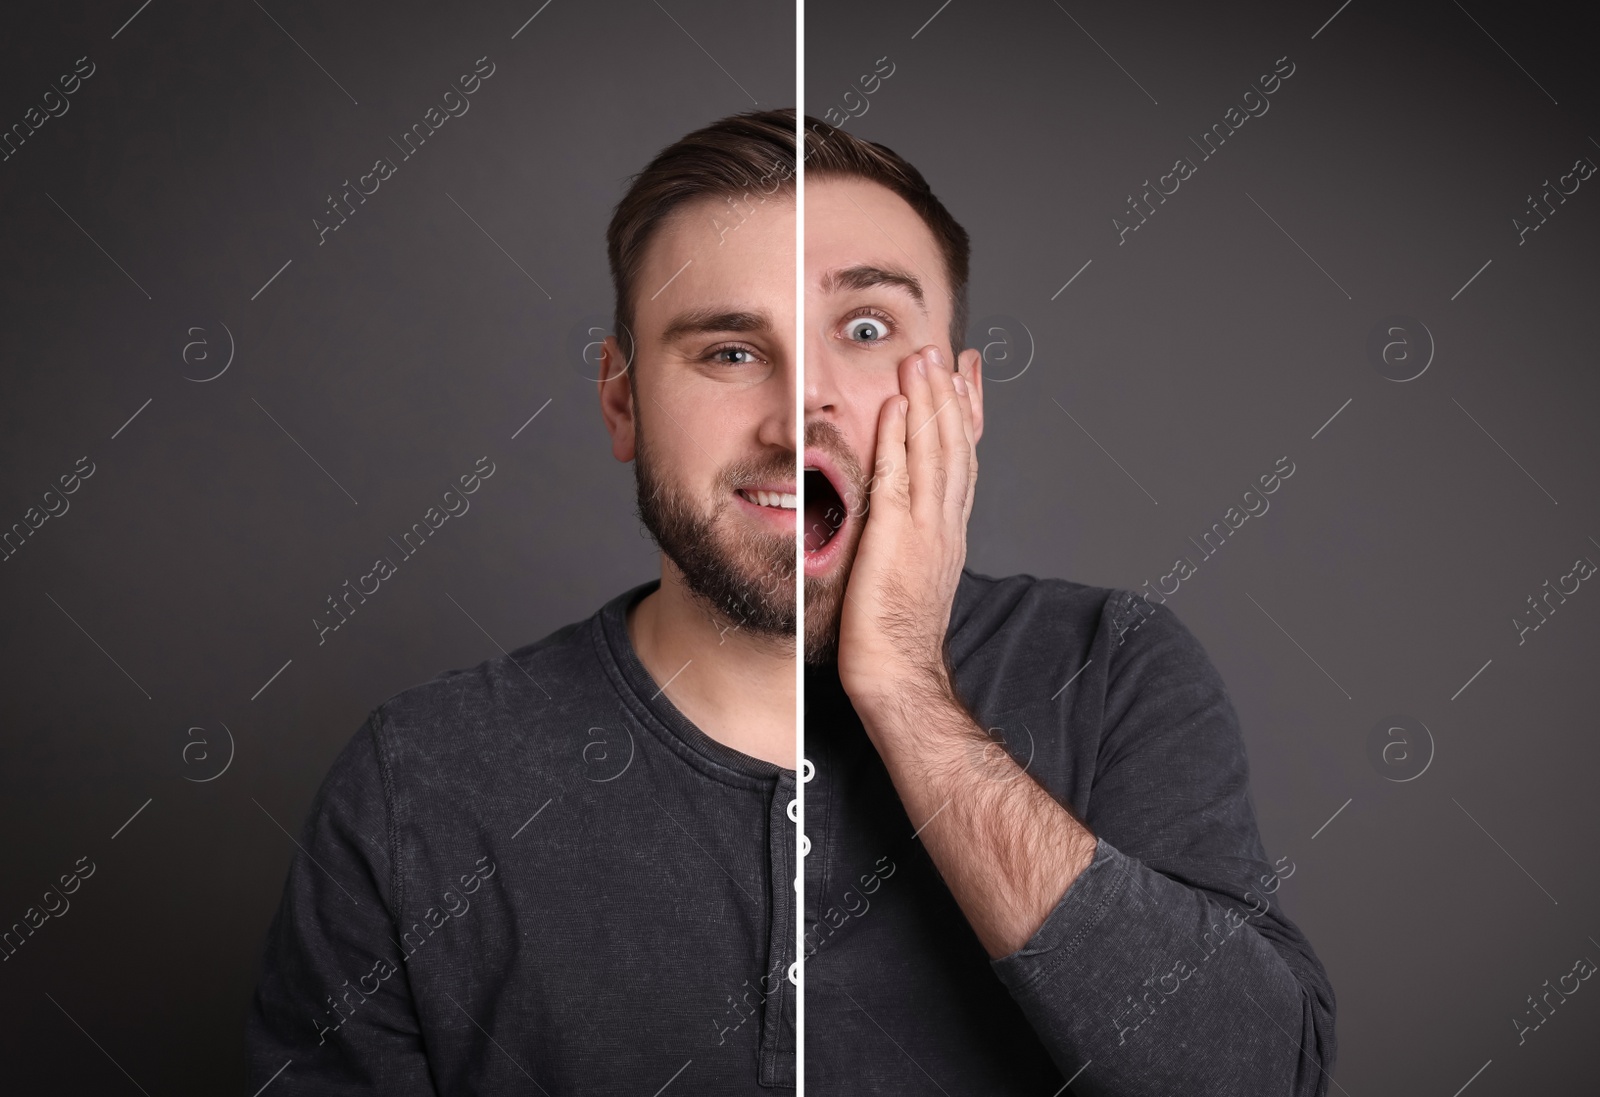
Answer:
[
  {"xmin": 807, "ymin": 0, "xmax": 1598, "ymax": 1093},
  {"xmin": 0, "ymin": 0, "xmax": 791, "ymax": 1091}
]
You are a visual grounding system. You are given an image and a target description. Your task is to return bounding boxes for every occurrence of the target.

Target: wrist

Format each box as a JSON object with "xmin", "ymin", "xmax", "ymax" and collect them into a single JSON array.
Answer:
[{"xmin": 845, "ymin": 660, "xmax": 964, "ymax": 740}]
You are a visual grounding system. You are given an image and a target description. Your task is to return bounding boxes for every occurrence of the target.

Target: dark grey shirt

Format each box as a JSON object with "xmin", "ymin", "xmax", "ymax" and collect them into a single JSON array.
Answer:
[
  {"xmin": 803, "ymin": 570, "xmax": 1336, "ymax": 1095},
  {"xmin": 245, "ymin": 581, "xmax": 797, "ymax": 1093}
]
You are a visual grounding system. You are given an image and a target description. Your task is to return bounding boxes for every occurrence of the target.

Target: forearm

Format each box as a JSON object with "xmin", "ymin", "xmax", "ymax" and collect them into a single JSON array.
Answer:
[
  {"xmin": 855, "ymin": 685, "xmax": 1332, "ymax": 1095},
  {"xmin": 854, "ymin": 684, "xmax": 1098, "ymax": 959},
  {"xmin": 988, "ymin": 837, "xmax": 1333, "ymax": 1096}
]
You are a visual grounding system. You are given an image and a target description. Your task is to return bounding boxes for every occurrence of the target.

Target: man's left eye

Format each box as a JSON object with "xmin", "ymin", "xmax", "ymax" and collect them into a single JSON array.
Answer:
[{"xmin": 843, "ymin": 315, "xmax": 891, "ymax": 342}]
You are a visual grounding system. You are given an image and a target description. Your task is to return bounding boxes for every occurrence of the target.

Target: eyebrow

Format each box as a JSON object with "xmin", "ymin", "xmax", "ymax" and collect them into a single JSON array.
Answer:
[
  {"xmin": 659, "ymin": 307, "xmax": 775, "ymax": 343},
  {"xmin": 819, "ymin": 264, "xmax": 927, "ymax": 313}
]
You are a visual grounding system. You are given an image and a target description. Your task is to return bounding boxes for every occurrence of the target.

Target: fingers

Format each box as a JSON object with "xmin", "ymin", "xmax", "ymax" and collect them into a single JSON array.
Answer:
[
  {"xmin": 901, "ymin": 347, "xmax": 939, "ymax": 516},
  {"xmin": 874, "ymin": 385, "xmax": 911, "ymax": 514},
  {"xmin": 953, "ymin": 364, "xmax": 978, "ymax": 526},
  {"xmin": 896, "ymin": 344, "xmax": 977, "ymax": 528},
  {"xmin": 922, "ymin": 346, "xmax": 974, "ymax": 519}
]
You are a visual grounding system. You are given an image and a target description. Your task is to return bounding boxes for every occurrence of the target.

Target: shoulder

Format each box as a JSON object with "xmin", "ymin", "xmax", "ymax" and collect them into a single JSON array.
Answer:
[
  {"xmin": 950, "ymin": 568, "xmax": 1222, "ymax": 698},
  {"xmin": 950, "ymin": 568, "xmax": 1125, "ymax": 649},
  {"xmin": 366, "ymin": 603, "xmax": 609, "ymax": 769}
]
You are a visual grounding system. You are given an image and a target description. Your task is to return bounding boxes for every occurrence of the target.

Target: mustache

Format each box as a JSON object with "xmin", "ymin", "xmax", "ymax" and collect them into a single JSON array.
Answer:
[
  {"xmin": 804, "ymin": 420, "xmax": 866, "ymax": 490},
  {"xmin": 721, "ymin": 453, "xmax": 801, "ymax": 490},
  {"xmin": 805, "ymin": 420, "xmax": 871, "ymax": 520}
]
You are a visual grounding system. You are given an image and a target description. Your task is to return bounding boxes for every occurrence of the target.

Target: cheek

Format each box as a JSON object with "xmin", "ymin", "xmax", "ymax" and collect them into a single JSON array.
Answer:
[{"xmin": 840, "ymin": 376, "xmax": 900, "ymax": 463}]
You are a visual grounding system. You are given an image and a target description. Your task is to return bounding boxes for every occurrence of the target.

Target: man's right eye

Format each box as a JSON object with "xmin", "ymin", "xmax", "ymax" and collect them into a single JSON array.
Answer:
[{"xmin": 702, "ymin": 344, "xmax": 762, "ymax": 366}]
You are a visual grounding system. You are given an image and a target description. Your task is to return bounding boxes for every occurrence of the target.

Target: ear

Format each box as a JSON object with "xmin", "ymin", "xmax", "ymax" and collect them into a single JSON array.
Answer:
[
  {"xmin": 597, "ymin": 335, "xmax": 637, "ymax": 462},
  {"xmin": 957, "ymin": 346, "xmax": 984, "ymax": 445}
]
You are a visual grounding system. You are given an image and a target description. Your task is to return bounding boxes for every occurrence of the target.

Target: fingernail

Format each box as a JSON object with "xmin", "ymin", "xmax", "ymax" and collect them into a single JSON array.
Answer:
[
  {"xmin": 927, "ymin": 346, "xmax": 945, "ymax": 368},
  {"xmin": 953, "ymin": 373, "xmax": 967, "ymax": 394},
  {"xmin": 915, "ymin": 357, "xmax": 926, "ymax": 377}
]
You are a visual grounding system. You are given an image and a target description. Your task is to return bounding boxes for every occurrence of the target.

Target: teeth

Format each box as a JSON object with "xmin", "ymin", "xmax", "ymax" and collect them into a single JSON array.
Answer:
[{"xmin": 740, "ymin": 489, "xmax": 797, "ymax": 509}]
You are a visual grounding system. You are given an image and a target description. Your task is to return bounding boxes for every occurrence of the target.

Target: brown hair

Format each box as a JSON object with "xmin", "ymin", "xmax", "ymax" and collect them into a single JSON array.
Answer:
[
  {"xmin": 803, "ymin": 115, "xmax": 971, "ymax": 355},
  {"xmin": 604, "ymin": 110, "xmax": 971, "ymax": 362},
  {"xmin": 606, "ymin": 108, "xmax": 797, "ymax": 363}
]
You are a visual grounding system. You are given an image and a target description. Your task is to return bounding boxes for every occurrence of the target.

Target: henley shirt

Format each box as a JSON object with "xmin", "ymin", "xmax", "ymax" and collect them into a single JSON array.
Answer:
[
  {"xmin": 245, "ymin": 580, "xmax": 797, "ymax": 1093},
  {"xmin": 802, "ymin": 570, "xmax": 1337, "ymax": 1096}
]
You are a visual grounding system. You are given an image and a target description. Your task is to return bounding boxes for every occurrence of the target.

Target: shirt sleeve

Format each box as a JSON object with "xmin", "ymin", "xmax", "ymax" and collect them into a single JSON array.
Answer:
[
  {"xmin": 244, "ymin": 707, "xmax": 440, "ymax": 1095},
  {"xmin": 988, "ymin": 590, "xmax": 1337, "ymax": 1096}
]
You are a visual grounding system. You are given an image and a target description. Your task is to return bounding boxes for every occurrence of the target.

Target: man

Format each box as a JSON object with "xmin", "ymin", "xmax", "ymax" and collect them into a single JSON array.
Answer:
[
  {"xmin": 245, "ymin": 109, "xmax": 801, "ymax": 1093},
  {"xmin": 800, "ymin": 117, "xmax": 1337, "ymax": 1095}
]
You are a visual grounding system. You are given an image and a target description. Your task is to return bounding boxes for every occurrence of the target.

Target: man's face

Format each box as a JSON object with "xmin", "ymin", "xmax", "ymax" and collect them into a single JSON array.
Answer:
[
  {"xmin": 600, "ymin": 189, "xmax": 798, "ymax": 642},
  {"xmin": 803, "ymin": 176, "xmax": 982, "ymax": 665}
]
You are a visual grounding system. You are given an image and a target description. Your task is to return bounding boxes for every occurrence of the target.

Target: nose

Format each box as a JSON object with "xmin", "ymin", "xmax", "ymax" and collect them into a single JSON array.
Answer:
[
  {"xmin": 755, "ymin": 353, "xmax": 798, "ymax": 454},
  {"xmin": 804, "ymin": 315, "xmax": 839, "ymax": 420}
]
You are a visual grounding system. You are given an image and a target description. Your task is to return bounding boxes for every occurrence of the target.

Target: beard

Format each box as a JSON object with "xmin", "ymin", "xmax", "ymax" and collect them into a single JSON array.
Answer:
[
  {"xmin": 802, "ymin": 419, "xmax": 869, "ymax": 667},
  {"xmin": 633, "ymin": 411, "xmax": 797, "ymax": 645}
]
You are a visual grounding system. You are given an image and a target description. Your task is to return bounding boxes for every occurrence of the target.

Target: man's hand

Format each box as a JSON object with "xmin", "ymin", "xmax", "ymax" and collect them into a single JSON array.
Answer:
[
  {"xmin": 836, "ymin": 344, "xmax": 978, "ymax": 716},
  {"xmin": 830, "ymin": 343, "xmax": 1095, "ymax": 958}
]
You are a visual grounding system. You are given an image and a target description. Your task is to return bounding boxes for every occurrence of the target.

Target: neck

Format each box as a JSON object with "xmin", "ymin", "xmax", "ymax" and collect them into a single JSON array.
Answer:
[{"xmin": 626, "ymin": 559, "xmax": 796, "ymax": 770}]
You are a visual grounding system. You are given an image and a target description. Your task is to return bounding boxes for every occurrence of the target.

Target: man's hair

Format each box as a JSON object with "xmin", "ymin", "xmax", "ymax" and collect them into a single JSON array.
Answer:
[
  {"xmin": 803, "ymin": 115, "xmax": 970, "ymax": 356},
  {"xmin": 606, "ymin": 108, "xmax": 797, "ymax": 364},
  {"xmin": 604, "ymin": 109, "xmax": 971, "ymax": 363}
]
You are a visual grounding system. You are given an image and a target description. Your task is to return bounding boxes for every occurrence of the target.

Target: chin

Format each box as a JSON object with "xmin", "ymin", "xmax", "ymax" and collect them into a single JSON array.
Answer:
[{"xmin": 802, "ymin": 570, "xmax": 848, "ymax": 666}]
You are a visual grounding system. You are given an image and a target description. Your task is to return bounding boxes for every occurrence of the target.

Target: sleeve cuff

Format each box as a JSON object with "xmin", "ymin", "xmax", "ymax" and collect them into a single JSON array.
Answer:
[{"xmin": 989, "ymin": 835, "xmax": 1133, "ymax": 995}]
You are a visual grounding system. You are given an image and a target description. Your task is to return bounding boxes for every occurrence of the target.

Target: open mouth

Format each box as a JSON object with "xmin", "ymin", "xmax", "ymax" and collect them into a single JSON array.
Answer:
[{"xmin": 804, "ymin": 467, "xmax": 845, "ymax": 553}]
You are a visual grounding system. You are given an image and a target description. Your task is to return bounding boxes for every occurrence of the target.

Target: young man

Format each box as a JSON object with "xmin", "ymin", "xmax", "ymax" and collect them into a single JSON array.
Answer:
[
  {"xmin": 800, "ymin": 117, "xmax": 1338, "ymax": 1095},
  {"xmin": 244, "ymin": 110, "xmax": 801, "ymax": 1093}
]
